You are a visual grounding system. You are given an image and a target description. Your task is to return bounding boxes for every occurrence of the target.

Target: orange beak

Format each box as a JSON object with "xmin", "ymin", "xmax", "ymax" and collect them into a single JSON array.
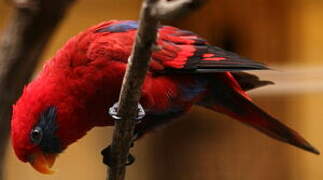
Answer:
[{"xmin": 28, "ymin": 150, "xmax": 57, "ymax": 174}]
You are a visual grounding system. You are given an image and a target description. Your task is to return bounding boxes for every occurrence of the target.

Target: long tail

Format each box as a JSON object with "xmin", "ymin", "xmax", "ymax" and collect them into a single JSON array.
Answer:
[{"xmin": 199, "ymin": 76, "xmax": 319, "ymax": 155}]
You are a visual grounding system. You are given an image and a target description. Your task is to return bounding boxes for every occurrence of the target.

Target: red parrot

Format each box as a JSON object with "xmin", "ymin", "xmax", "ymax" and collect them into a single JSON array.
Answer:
[{"xmin": 11, "ymin": 20, "xmax": 319, "ymax": 174}]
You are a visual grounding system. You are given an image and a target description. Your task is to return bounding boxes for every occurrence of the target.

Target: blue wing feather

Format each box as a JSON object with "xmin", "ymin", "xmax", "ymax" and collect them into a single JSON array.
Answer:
[{"xmin": 96, "ymin": 21, "xmax": 138, "ymax": 33}]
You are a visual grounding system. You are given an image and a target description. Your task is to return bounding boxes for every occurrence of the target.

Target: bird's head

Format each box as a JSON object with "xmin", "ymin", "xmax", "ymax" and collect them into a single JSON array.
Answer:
[
  {"xmin": 11, "ymin": 79, "xmax": 94, "ymax": 174},
  {"xmin": 12, "ymin": 103, "xmax": 60, "ymax": 174}
]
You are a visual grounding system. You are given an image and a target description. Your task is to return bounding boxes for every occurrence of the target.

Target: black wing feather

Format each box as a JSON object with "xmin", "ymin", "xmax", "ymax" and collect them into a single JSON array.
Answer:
[{"xmin": 184, "ymin": 45, "xmax": 269, "ymax": 73}]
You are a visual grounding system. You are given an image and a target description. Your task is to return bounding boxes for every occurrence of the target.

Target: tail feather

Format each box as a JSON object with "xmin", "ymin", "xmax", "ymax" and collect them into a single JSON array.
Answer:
[
  {"xmin": 200, "ymin": 81, "xmax": 319, "ymax": 155},
  {"xmin": 232, "ymin": 72, "xmax": 274, "ymax": 91}
]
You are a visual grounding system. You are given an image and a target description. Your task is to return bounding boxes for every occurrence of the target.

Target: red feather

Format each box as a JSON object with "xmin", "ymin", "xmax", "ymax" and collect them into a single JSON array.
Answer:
[{"xmin": 11, "ymin": 20, "xmax": 319, "ymax": 172}]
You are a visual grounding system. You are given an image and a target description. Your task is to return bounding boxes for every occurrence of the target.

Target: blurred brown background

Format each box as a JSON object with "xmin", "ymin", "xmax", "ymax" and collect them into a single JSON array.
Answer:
[{"xmin": 1, "ymin": 0, "xmax": 323, "ymax": 179}]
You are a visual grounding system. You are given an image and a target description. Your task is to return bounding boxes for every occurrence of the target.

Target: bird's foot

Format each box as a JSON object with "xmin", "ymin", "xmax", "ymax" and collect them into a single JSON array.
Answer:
[
  {"xmin": 101, "ymin": 144, "xmax": 135, "ymax": 167},
  {"xmin": 108, "ymin": 102, "xmax": 145, "ymax": 123}
]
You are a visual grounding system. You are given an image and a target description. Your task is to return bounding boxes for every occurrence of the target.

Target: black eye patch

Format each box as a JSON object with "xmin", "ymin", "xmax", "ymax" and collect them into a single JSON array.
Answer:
[{"xmin": 33, "ymin": 106, "xmax": 62, "ymax": 154}]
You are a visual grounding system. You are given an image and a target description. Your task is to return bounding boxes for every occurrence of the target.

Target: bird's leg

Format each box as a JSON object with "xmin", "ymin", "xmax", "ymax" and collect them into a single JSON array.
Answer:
[
  {"xmin": 101, "ymin": 142, "xmax": 135, "ymax": 167},
  {"xmin": 102, "ymin": 103, "xmax": 145, "ymax": 167},
  {"xmin": 108, "ymin": 102, "xmax": 146, "ymax": 123}
]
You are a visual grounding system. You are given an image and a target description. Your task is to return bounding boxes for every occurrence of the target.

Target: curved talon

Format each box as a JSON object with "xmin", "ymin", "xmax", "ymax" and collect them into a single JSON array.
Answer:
[
  {"xmin": 126, "ymin": 154, "xmax": 135, "ymax": 166},
  {"xmin": 101, "ymin": 146, "xmax": 113, "ymax": 167},
  {"xmin": 101, "ymin": 145, "xmax": 136, "ymax": 167}
]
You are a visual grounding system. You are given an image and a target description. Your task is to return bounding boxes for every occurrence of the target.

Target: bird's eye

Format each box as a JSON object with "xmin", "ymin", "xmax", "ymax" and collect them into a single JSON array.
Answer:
[{"xmin": 30, "ymin": 126, "xmax": 43, "ymax": 144}]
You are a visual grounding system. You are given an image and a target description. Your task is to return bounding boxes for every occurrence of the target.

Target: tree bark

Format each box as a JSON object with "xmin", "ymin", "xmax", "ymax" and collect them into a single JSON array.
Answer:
[{"xmin": 106, "ymin": 0, "xmax": 203, "ymax": 180}]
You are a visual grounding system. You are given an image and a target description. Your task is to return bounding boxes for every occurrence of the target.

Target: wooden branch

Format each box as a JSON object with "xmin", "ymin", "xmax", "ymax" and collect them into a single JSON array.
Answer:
[
  {"xmin": 107, "ymin": 0, "xmax": 202, "ymax": 180},
  {"xmin": 0, "ymin": 0, "xmax": 75, "ymax": 178},
  {"xmin": 152, "ymin": 0, "xmax": 204, "ymax": 20}
]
